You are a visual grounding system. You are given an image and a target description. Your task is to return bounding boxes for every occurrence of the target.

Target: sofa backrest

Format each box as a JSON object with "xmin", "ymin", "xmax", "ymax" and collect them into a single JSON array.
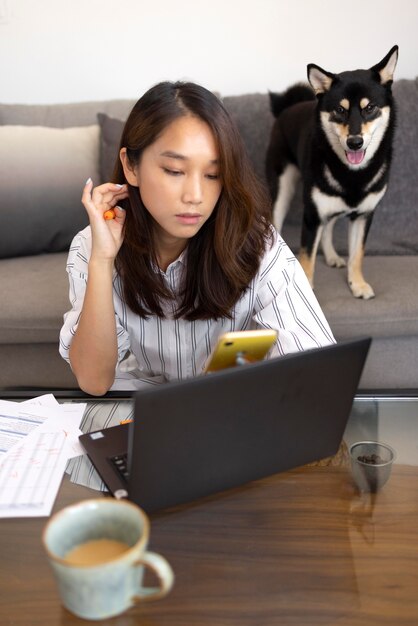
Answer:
[
  {"xmin": 0, "ymin": 99, "xmax": 136, "ymax": 259},
  {"xmin": 1, "ymin": 79, "xmax": 417, "ymax": 260},
  {"xmin": 0, "ymin": 99, "xmax": 136, "ymax": 127}
]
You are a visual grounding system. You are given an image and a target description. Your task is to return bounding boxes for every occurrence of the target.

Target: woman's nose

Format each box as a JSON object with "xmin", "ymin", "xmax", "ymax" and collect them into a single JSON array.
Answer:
[{"xmin": 182, "ymin": 175, "xmax": 203, "ymax": 204}]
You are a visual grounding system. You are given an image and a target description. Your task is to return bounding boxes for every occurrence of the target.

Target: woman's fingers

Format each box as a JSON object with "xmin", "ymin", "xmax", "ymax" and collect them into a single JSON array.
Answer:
[
  {"xmin": 91, "ymin": 182, "xmax": 128, "ymax": 207},
  {"xmin": 80, "ymin": 181, "xmax": 127, "ymax": 259},
  {"xmin": 103, "ymin": 206, "xmax": 126, "ymax": 223},
  {"xmin": 81, "ymin": 180, "xmax": 128, "ymax": 218},
  {"xmin": 81, "ymin": 178, "xmax": 99, "ymax": 217},
  {"xmin": 113, "ymin": 205, "xmax": 126, "ymax": 225},
  {"xmin": 100, "ymin": 184, "xmax": 129, "ymax": 205}
]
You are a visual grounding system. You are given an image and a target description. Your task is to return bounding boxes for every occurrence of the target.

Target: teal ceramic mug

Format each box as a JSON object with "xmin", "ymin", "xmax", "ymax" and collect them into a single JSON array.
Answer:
[{"xmin": 42, "ymin": 498, "xmax": 174, "ymax": 620}]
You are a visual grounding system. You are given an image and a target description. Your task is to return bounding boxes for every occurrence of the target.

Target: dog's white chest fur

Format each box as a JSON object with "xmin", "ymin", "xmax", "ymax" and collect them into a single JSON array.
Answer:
[{"xmin": 311, "ymin": 185, "xmax": 387, "ymax": 221}]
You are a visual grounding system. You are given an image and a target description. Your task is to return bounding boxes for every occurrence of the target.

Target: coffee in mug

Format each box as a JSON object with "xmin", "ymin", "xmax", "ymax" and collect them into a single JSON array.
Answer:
[
  {"xmin": 64, "ymin": 538, "xmax": 130, "ymax": 565},
  {"xmin": 42, "ymin": 498, "xmax": 174, "ymax": 620}
]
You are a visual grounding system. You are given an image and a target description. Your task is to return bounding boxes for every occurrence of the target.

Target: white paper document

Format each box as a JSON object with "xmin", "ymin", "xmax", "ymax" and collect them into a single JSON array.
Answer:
[
  {"xmin": 0, "ymin": 395, "xmax": 86, "ymax": 518},
  {"xmin": 0, "ymin": 430, "xmax": 69, "ymax": 517},
  {"xmin": 0, "ymin": 398, "xmax": 52, "ymax": 457}
]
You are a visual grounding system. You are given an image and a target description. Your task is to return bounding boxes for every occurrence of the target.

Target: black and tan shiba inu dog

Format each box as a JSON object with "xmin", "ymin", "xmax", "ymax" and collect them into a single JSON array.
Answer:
[{"xmin": 266, "ymin": 46, "xmax": 398, "ymax": 298}]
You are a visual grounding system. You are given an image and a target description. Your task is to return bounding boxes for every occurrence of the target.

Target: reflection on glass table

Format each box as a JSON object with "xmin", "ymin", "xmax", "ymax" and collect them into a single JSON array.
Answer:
[{"xmin": 58, "ymin": 394, "xmax": 418, "ymax": 492}]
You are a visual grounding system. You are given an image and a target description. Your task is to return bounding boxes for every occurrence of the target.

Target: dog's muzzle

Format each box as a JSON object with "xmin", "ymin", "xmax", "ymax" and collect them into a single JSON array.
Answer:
[
  {"xmin": 347, "ymin": 135, "xmax": 364, "ymax": 151},
  {"xmin": 346, "ymin": 135, "xmax": 365, "ymax": 165}
]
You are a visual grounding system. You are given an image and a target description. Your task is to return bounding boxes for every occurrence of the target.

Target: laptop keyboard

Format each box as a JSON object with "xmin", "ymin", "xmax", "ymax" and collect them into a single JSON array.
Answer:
[{"xmin": 110, "ymin": 453, "xmax": 130, "ymax": 483}]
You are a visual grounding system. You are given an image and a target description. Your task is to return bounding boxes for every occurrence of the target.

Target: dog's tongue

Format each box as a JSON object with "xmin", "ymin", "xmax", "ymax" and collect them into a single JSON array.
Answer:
[{"xmin": 346, "ymin": 150, "xmax": 365, "ymax": 165}]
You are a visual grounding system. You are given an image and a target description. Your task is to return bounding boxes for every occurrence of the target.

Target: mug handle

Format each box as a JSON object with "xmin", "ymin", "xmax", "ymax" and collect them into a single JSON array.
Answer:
[{"xmin": 132, "ymin": 551, "xmax": 175, "ymax": 602}]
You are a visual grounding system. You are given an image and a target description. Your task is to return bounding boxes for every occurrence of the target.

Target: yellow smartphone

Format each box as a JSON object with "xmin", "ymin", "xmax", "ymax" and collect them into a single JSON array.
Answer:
[{"xmin": 204, "ymin": 329, "xmax": 278, "ymax": 373}]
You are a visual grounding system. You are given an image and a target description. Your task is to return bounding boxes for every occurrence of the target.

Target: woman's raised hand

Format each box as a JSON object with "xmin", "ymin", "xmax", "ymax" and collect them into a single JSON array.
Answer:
[{"xmin": 82, "ymin": 179, "xmax": 129, "ymax": 261}]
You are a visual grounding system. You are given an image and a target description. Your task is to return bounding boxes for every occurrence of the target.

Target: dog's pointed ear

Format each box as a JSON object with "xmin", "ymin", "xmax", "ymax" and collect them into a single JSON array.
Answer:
[
  {"xmin": 371, "ymin": 45, "xmax": 399, "ymax": 85},
  {"xmin": 307, "ymin": 64, "xmax": 335, "ymax": 95}
]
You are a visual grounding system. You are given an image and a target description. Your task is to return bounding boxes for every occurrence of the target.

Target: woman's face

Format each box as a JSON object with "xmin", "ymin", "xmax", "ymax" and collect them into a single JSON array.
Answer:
[{"xmin": 123, "ymin": 115, "xmax": 222, "ymax": 266}]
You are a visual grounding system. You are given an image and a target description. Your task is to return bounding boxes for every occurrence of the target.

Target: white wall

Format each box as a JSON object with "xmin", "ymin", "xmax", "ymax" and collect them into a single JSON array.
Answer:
[{"xmin": 0, "ymin": 0, "xmax": 416, "ymax": 104}]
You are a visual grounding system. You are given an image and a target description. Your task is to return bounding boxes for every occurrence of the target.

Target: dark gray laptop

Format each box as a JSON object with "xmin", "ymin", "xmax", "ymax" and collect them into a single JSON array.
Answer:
[{"xmin": 79, "ymin": 337, "xmax": 371, "ymax": 512}]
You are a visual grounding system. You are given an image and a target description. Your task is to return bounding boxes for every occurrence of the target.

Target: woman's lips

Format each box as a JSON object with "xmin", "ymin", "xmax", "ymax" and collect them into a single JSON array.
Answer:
[{"xmin": 175, "ymin": 213, "xmax": 202, "ymax": 225}]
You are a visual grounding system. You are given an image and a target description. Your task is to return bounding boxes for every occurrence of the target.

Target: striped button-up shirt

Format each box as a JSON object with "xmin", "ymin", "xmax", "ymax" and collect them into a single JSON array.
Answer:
[{"xmin": 59, "ymin": 226, "xmax": 335, "ymax": 390}]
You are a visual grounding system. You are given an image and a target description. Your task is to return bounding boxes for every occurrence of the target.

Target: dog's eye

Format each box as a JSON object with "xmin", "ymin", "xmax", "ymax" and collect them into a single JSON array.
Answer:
[
  {"xmin": 364, "ymin": 103, "xmax": 377, "ymax": 114},
  {"xmin": 335, "ymin": 106, "xmax": 346, "ymax": 116}
]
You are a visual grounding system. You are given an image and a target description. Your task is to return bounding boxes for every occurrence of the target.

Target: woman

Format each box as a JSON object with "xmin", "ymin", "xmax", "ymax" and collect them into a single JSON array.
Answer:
[{"xmin": 59, "ymin": 81, "xmax": 334, "ymax": 395}]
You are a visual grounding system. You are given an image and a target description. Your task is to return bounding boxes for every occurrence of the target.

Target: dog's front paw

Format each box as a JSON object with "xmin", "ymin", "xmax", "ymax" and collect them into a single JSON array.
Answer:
[
  {"xmin": 349, "ymin": 281, "xmax": 375, "ymax": 299},
  {"xmin": 326, "ymin": 254, "xmax": 346, "ymax": 268}
]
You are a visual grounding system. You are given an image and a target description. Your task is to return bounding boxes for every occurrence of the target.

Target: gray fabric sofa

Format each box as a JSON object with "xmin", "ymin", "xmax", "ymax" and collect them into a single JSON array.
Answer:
[{"xmin": 1, "ymin": 79, "xmax": 417, "ymax": 391}]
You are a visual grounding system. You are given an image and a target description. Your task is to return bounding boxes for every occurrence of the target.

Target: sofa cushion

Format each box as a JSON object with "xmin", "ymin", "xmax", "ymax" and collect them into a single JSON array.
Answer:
[
  {"xmin": 98, "ymin": 113, "xmax": 125, "ymax": 182},
  {"xmin": 313, "ymin": 255, "xmax": 418, "ymax": 339},
  {"xmin": 2, "ymin": 252, "xmax": 417, "ymax": 345},
  {"xmin": 0, "ymin": 124, "xmax": 100, "ymax": 258},
  {"xmin": 0, "ymin": 343, "xmax": 78, "ymax": 389},
  {"xmin": 0, "ymin": 252, "xmax": 69, "ymax": 344}
]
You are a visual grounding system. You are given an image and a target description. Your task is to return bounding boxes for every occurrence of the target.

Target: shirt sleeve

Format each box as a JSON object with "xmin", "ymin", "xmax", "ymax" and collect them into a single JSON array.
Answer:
[
  {"xmin": 59, "ymin": 227, "xmax": 131, "ymax": 367},
  {"xmin": 252, "ymin": 231, "xmax": 335, "ymax": 357}
]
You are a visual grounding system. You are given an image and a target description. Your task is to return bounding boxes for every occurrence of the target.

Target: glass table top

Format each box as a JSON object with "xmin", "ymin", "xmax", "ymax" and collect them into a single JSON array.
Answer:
[
  {"xmin": 345, "ymin": 396, "xmax": 418, "ymax": 466},
  {"xmin": 60, "ymin": 393, "xmax": 418, "ymax": 484},
  {"xmin": 2, "ymin": 391, "xmax": 418, "ymax": 486}
]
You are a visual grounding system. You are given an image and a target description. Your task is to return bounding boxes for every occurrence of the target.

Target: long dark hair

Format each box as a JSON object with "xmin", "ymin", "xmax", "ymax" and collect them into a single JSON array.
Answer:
[{"xmin": 113, "ymin": 81, "xmax": 272, "ymax": 320}]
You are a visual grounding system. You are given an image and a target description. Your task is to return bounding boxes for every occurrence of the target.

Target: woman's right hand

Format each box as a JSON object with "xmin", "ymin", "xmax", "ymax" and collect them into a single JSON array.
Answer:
[{"xmin": 81, "ymin": 178, "xmax": 129, "ymax": 261}]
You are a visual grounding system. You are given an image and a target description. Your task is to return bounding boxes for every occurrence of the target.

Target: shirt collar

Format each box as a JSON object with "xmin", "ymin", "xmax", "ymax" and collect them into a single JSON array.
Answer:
[{"xmin": 154, "ymin": 248, "xmax": 187, "ymax": 276}]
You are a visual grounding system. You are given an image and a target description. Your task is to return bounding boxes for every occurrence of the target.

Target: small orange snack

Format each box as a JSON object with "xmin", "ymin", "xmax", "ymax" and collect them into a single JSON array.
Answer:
[{"xmin": 103, "ymin": 209, "xmax": 116, "ymax": 220}]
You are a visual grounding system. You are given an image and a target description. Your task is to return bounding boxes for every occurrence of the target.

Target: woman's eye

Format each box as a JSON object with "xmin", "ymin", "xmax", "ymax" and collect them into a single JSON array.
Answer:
[
  {"xmin": 206, "ymin": 173, "xmax": 220, "ymax": 180},
  {"xmin": 163, "ymin": 168, "xmax": 182, "ymax": 176}
]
